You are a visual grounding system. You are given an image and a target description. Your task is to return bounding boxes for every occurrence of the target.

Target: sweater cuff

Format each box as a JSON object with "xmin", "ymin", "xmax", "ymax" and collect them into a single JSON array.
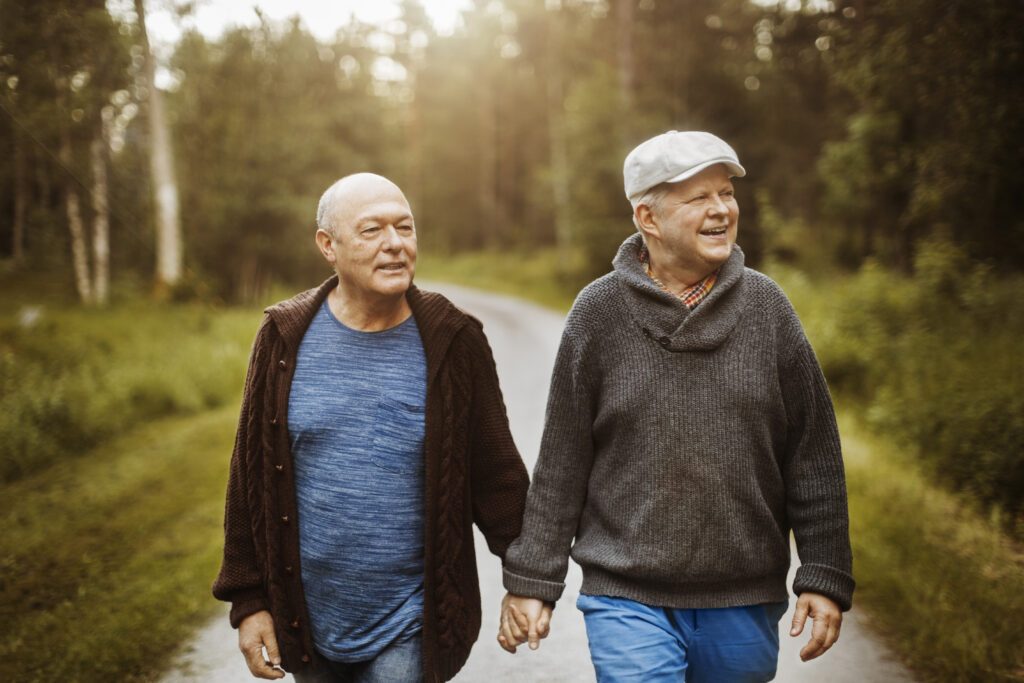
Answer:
[
  {"xmin": 792, "ymin": 563, "xmax": 855, "ymax": 612},
  {"xmin": 503, "ymin": 568, "xmax": 565, "ymax": 603},
  {"xmin": 228, "ymin": 590, "xmax": 271, "ymax": 629}
]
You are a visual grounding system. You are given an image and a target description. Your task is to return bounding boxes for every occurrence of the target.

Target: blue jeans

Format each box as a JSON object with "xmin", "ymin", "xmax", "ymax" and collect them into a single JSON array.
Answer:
[
  {"xmin": 577, "ymin": 593, "xmax": 788, "ymax": 683},
  {"xmin": 292, "ymin": 634, "xmax": 421, "ymax": 683}
]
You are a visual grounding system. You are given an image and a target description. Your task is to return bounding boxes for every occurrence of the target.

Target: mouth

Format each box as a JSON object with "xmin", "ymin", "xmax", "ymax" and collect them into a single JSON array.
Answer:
[
  {"xmin": 377, "ymin": 262, "xmax": 407, "ymax": 272},
  {"xmin": 699, "ymin": 226, "xmax": 729, "ymax": 237}
]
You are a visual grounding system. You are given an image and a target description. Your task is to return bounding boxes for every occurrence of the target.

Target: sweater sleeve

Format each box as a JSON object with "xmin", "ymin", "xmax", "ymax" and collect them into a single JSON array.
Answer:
[
  {"xmin": 212, "ymin": 316, "xmax": 271, "ymax": 628},
  {"xmin": 462, "ymin": 323, "xmax": 531, "ymax": 558},
  {"xmin": 780, "ymin": 325, "xmax": 856, "ymax": 611},
  {"xmin": 502, "ymin": 325, "xmax": 595, "ymax": 603}
]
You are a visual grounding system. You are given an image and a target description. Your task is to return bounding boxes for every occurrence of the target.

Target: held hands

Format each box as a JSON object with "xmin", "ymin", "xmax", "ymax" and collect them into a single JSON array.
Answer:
[
  {"xmin": 790, "ymin": 592, "xmax": 843, "ymax": 662},
  {"xmin": 238, "ymin": 610, "xmax": 285, "ymax": 680},
  {"xmin": 498, "ymin": 592, "xmax": 553, "ymax": 654}
]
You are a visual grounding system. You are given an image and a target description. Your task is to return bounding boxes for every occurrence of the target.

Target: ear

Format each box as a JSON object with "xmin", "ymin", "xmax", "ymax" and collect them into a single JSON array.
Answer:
[
  {"xmin": 635, "ymin": 203, "xmax": 661, "ymax": 241},
  {"xmin": 315, "ymin": 229, "xmax": 336, "ymax": 265}
]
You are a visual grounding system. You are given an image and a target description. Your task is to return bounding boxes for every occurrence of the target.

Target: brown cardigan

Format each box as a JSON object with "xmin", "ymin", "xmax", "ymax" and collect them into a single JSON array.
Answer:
[{"xmin": 212, "ymin": 277, "xmax": 529, "ymax": 681}]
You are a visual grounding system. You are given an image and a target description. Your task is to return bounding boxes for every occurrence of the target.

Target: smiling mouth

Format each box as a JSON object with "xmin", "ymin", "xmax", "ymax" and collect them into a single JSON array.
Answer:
[
  {"xmin": 700, "ymin": 226, "xmax": 728, "ymax": 236},
  {"xmin": 378, "ymin": 263, "xmax": 406, "ymax": 271}
]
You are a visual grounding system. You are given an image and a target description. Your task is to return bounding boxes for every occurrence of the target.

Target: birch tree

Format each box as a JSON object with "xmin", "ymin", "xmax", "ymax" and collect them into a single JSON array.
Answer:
[{"xmin": 134, "ymin": 0, "xmax": 182, "ymax": 293}]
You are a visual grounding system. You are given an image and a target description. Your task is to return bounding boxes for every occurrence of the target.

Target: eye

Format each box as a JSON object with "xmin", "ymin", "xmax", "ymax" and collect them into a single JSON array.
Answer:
[
  {"xmin": 397, "ymin": 224, "xmax": 414, "ymax": 233},
  {"xmin": 720, "ymin": 190, "xmax": 735, "ymax": 199},
  {"xmin": 687, "ymin": 194, "xmax": 708, "ymax": 204},
  {"xmin": 361, "ymin": 226, "xmax": 381, "ymax": 236}
]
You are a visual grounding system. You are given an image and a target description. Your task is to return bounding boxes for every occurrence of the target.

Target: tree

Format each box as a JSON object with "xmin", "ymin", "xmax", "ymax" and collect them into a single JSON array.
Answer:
[{"xmin": 134, "ymin": 0, "xmax": 183, "ymax": 294}]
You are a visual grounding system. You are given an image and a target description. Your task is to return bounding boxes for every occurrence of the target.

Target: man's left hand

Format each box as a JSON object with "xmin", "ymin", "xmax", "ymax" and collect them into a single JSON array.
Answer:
[{"xmin": 789, "ymin": 592, "xmax": 842, "ymax": 661}]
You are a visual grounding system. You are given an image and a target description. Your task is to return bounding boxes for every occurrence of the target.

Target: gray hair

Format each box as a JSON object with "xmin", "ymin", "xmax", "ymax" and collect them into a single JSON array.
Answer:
[
  {"xmin": 316, "ymin": 179, "xmax": 346, "ymax": 236},
  {"xmin": 630, "ymin": 182, "xmax": 673, "ymax": 231}
]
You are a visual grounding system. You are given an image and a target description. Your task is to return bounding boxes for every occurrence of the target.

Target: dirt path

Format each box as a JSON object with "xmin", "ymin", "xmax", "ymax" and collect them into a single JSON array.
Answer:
[{"xmin": 161, "ymin": 282, "xmax": 914, "ymax": 682}]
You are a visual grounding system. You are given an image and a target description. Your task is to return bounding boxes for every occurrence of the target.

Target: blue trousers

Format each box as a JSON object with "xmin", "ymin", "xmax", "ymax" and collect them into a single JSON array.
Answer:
[
  {"xmin": 292, "ymin": 634, "xmax": 421, "ymax": 683},
  {"xmin": 577, "ymin": 594, "xmax": 788, "ymax": 683}
]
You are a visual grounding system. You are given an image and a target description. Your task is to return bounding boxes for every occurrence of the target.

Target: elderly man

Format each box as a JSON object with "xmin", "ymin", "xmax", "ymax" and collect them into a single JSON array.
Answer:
[
  {"xmin": 213, "ymin": 173, "xmax": 529, "ymax": 682},
  {"xmin": 498, "ymin": 131, "xmax": 854, "ymax": 682}
]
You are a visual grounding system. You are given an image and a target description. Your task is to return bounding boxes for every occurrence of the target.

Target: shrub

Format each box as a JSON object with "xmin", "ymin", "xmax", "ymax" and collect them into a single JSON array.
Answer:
[
  {"xmin": 773, "ymin": 239, "xmax": 1024, "ymax": 531},
  {"xmin": 0, "ymin": 301, "xmax": 256, "ymax": 483}
]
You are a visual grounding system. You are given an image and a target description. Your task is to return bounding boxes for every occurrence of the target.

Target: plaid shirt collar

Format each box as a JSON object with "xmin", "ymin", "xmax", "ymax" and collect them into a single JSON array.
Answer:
[{"xmin": 639, "ymin": 245, "xmax": 719, "ymax": 310}]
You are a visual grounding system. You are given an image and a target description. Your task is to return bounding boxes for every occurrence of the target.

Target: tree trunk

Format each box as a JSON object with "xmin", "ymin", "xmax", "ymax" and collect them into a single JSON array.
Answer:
[
  {"xmin": 477, "ymin": 81, "xmax": 499, "ymax": 249},
  {"xmin": 135, "ymin": 0, "xmax": 182, "ymax": 293},
  {"xmin": 546, "ymin": 10, "xmax": 573, "ymax": 267},
  {"xmin": 12, "ymin": 129, "xmax": 27, "ymax": 263},
  {"xmin": 58, "ymin": 104, "xmax": 93, "ymax": 305},
  {"xmin": 90, "ymin": 116, "xmax": 111, "ymax": 305},
  {"xmin": 616, "ymin": 0, "xmax": 635, "ymax": 143}
]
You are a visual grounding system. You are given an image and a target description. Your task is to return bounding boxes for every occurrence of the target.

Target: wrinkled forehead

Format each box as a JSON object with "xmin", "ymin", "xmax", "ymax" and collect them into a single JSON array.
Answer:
[{"xmin": 328, "ymin": 180, "xmax": 412, "ymax": 228}]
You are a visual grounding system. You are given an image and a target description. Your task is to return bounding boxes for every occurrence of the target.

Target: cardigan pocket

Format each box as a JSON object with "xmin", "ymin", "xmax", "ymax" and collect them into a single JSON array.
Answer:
[{"xmin": 370, "ymin": 396, "xmax": 426, "ymax": 475}]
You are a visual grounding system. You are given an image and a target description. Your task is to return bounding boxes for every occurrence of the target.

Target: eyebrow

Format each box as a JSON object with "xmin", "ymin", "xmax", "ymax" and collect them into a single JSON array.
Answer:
[{"xmin": 356, "ymin": 212, "xmax": 414, "ymax": 225}]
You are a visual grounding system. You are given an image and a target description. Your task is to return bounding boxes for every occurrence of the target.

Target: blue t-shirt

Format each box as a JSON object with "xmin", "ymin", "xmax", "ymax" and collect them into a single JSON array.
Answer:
[{"xmin": 288, "ymin": 301, "xmax": 427, "ymax": 662}]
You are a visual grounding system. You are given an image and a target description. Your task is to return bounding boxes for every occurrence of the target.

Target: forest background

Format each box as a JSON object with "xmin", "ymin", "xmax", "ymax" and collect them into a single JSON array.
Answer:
[{"xmin": 1, "ymin": 0, "xmax": 1022, "ymax": 681}]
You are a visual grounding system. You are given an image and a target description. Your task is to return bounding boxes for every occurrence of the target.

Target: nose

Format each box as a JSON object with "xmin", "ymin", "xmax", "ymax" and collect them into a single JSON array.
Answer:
[
  {"xmin": 707, "ymin": 194, "xmax": 728, "ymax": 216},
  {"xmin": 381, "ymin": 224, "xmax": 403, "ymax": 250}
]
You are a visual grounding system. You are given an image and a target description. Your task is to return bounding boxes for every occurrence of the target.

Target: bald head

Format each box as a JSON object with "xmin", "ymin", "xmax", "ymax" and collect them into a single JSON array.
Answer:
[{"xmin": 316, "ymin": 173, "xmax": 410, "ymax": 237}]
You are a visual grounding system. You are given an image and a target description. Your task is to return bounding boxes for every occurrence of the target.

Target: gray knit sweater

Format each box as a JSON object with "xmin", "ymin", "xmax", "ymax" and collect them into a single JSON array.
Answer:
[{"xmin": 503, "ymin": 233, "xmax": 855, "ymax": 611}]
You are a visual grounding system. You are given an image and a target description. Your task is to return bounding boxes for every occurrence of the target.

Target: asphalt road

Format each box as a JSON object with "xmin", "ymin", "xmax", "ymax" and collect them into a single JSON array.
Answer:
[{"xmin": 162, "ymin": 282, "xmax": 914, "ymax": 683}]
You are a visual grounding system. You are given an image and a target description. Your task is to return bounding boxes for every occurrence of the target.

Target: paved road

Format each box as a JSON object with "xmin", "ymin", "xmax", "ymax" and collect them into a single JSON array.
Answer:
[{"xmin": 162, "ymin": 282, "xmax": 914, "ymax": 682}]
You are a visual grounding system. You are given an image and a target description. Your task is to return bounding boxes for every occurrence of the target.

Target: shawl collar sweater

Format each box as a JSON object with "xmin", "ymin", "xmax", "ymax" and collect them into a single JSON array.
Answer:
[
  {"xmin": 213, "ymin": 276, "xmax": 529, "ymax": 681},
  {"xmin": 503, "ymin": 233, "xmax": 854, "ymax": 611}
]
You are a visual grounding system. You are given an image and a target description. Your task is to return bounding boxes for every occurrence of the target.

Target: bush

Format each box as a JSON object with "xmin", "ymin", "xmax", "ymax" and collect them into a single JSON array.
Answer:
[
  {"xmin": 0, "ymin": 300, "xmax": 256, "ymax": 483},
  {"xmin": 773, "ymin": 239, "xmax": 1024, "ymax": 531}
]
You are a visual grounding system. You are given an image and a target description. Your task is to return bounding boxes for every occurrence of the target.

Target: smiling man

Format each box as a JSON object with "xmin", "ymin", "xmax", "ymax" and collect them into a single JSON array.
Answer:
[
  {"xmin": 213, "ymin": 173, "xmax": 529, "ymax": 682},
  {"xmin": 498, "ymin": 132, "xmax": 854, "ymax": 682}
]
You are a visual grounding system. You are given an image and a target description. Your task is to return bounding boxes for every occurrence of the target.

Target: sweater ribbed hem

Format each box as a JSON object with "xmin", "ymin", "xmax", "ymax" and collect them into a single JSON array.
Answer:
[
  {"xmin": 580, "ymin": 567, "xmax": 790, "ymax": 609},
  {"xmin": 502, "ymin": 568, "xmax": 565, "ymax": 603},
  {"xmin": 792, "ymin": 563, "xmax": 855, "ymax": 611},
  {"xmin": 228, "ymin": 591, "xmax": 270, "ymax": 629}
]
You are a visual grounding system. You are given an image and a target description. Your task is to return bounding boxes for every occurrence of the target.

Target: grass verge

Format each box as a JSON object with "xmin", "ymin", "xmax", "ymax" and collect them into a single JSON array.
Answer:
[
  {"xmin": 0, "ymin": 284, "xmax": 257, "ymax": 483},
  {"xmin": 0, "ymin": 407, "xmax": 237, "ymax": 682},
  {"xmin": 842, "ymin": 412, "xmax": 1024, "ymax": 682}
]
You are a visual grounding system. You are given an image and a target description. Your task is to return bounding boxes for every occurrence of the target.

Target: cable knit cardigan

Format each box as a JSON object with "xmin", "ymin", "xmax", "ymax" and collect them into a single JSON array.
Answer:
[{"xmin": 212, "ymin": 277, "xmax": 529, "ymax": 682}]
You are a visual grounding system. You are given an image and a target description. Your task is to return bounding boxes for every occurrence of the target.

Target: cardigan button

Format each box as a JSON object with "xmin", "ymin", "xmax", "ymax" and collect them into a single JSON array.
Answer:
[
  {"xmin": 270, "ymin": 416, "xmax": 279, "ymax": 425},
  {"xmin": 302, "ymin": 654, "xmax": 311, "ymax": 663},
  {"xmin": 278, "ymin": 359, "xmax": 287, "ymax": 369},
  {"xmin": 274, "ymin": 463, "xmax": 284, "ymax": 472},
  {"xmin": 290, "ymin": 618, "xmax": 301, "ymax": 629},
  {"xmin": 281, "ymin": 515, "xmax": 290, "ymax": 524},
  {"xmin": 658, "ymin": 336, "xmax": 670, "ymax": 347},
  {"xmin": 284, "ymin": 565, "xmax": 294, "ymax": 575}
]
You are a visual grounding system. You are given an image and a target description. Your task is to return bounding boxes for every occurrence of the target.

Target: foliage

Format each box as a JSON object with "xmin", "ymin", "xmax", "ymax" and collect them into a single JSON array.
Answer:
[
  {"xmin": 774, "ymin": 240, "xmax": 1024, "ymax": 530},
  {"xmin": 843, "ymin": 414, "xmax": 1024, "ymax": 682},
  {"xmin": 0, "ymin": 274, "xmax": 256, "ymax": 483},
  {"xmin": 169, "ymin": 19, "xmax": 395, "ymax": 301},
  {"xmin": 820, "ymin": 0, "xmax": 1024, "ymax": 268}
]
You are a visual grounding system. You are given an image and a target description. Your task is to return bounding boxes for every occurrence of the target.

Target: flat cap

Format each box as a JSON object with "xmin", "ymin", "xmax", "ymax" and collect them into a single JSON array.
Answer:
[{"xmin": 624, "ymin": 130, "xmax": 745, "ymax": 200}]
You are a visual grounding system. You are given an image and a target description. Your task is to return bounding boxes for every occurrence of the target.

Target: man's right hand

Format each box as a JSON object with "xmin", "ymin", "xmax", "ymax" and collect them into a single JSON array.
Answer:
[
  {"xmin": 238, "ymin": 610, "xmax": 285, "ymax": 679},
  {"xmin": 498, "ymin": 592, "xmax": 553, "ymax": 654}
]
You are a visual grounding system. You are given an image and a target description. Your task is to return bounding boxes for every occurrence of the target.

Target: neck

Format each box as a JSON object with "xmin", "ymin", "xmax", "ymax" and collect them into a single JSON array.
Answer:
[
  {"xmin": 327, "ymin": 283, "xmax": 412, "ymax": 331},
  {"xmin": 647, "ymin": 254, "xmax": 715, "ymax": 294}
]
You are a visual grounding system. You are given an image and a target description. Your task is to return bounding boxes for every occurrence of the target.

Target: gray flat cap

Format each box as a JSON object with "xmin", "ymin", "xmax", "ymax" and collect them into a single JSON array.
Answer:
[{"xmin": 624, "ymin": 130, "xmax": 745, "ymax": 200}]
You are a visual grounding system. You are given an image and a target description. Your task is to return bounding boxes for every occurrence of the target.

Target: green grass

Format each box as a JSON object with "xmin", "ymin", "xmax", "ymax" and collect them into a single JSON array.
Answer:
[
  {"xmin": 0, "ymin": 272, "xmax": 258, "ymax": 483},
  {"xmin": 0, "ymin": 406, "xmax": 238, "ymax": 682},
  {"xmin": 842, "ymin": 413, "xmax": 1024, "ymax": 682}
]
